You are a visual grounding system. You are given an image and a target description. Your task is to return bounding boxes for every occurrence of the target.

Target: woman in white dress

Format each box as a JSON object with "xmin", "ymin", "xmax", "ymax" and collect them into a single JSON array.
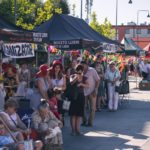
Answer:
[{"xmin": 105, "ymin": 61, "xmax": 121, "ymax": 111}]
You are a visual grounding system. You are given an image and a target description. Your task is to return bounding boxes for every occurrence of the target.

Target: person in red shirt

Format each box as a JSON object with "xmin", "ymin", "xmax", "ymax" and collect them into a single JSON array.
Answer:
[{"xmin": 47, "ymin": 88, "xmax": 62, "ymax": 120}]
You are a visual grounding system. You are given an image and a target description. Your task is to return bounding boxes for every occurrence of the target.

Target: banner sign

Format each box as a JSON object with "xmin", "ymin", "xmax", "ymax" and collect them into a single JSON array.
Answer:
[
  {"xmin": 0, "ymin": 29, "xmax": 48, "ymax": 43},
  {"xmin": 51, "ymin": 40, "xmax": 82, "ymax": 49},
  {"xmin": 3, "ymin": 43, "xmax": 35, "ymax": 58},
  {"xmin": 102, "ymin": 43, "xmax": 118, "ymax": 53}
]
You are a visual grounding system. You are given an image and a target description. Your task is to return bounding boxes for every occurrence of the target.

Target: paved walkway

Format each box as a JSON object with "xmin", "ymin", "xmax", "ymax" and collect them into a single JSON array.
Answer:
[{"xmin": 62, "ymin": 78, "xmax": 150, "ymax": 150}]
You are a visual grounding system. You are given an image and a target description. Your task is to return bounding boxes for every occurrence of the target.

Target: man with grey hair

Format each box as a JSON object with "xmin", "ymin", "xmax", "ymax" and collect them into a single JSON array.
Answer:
[{"xmin": 81, "ymin": 61, "xmax": 100, "ymax": 127}]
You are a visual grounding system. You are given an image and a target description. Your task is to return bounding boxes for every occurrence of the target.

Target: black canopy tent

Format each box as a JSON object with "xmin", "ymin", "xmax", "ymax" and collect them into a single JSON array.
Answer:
[
  {"xmin": 0, "ymin": 16, "xmax": 24, "ymax": 30},
  {"xmin": 34, "ymin": 14, "xmax": 120, "ymax": 50},
  {"xmin": 0, "ymin": 16, "xmax": 48, "ymax": 44}
]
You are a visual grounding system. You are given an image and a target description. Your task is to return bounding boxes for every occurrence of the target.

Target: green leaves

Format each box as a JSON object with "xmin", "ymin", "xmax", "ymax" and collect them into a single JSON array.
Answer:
[
  {"xmin": 90, "ymin": 12, "xmax": 115, "ymax": 39},
  {"xmin": 0, "ymin": 0, "xmax": 70, "ymax": 30}
]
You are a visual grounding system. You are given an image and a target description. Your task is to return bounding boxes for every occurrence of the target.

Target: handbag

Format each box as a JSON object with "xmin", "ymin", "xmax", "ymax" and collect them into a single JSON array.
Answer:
[
  {"xmin": 115, "ymin": 85, "xmax": 121, "ymax": 93},
  {"xmin": 62, "ymin": 98, "xmax": 71, "ymax": 111},
  {"xmin": 118, "ymin": 80, "xmax": 130, "ymax": 94}
]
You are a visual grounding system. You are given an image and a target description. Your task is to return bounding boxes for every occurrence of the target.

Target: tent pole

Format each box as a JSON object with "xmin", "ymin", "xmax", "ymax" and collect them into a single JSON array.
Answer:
[{"xmin": 36, "ymin": 51, "xmax": 38, "ymax": 67}]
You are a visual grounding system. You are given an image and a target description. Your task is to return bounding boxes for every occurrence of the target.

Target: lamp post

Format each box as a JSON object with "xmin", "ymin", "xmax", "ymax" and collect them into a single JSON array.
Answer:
[
  {"xmin": 115, "ymin": 0, "xmax": 133, "ymax": 40},
  {"xmin": 137, "ymin": 10, "xmax": 150, "ymax": 26},
  {"xmin": 81, "ymin": 0, "xmax": 83, "ymax": 18},
  {"xmin": 136, "ymin": 10, "xmax": 150, "ymax": 47},
  {"xmin": 136, "ymin": 10, "xmax": 150, "ymax": 88}
]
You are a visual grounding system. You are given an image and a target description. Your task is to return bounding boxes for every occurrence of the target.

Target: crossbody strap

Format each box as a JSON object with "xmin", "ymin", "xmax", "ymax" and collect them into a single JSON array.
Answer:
[{"xmin": 9, "ymin": 115, "xmax": 19, "ymax": 128}]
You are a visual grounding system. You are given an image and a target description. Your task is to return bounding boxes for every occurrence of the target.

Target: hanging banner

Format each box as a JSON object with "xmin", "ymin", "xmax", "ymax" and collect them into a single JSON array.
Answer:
[
  {"xmin": 51, "ymin": 40, "xmax": 82, "ymax": 49},
  {"xmin": 0, "ymin": 29, "xmax": 48, "ymax": 43},
  {"xmin": 2, "ymin": 43, "xmax": 35, "ymax": 58},
  {"xmin": 102, "ymin": 43, "xmax": 118, "ymax": 53}
]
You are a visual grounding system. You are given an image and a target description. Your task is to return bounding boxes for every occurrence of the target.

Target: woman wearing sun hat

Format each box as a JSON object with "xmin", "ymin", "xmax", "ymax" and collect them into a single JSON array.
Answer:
[
  {"xmin": 50, "ymin": 60, "xmax": 66, "ymax": 91},
  {"xmin": 30, "ymin": 64, "xmax": 50, "ymax": 110}
]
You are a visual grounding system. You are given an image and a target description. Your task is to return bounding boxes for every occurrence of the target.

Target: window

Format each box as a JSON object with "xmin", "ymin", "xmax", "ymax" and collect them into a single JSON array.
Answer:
[
  {"xmin": 125, "ymin": 29, "xmax": 130, "ymax": 34},
  {"xmin": 136, "ymin": 29, "xmax": 141, "ymax": 34},
  {"xmin": 147, "ymin": 29, "xmax": 150, "ymax": 34}
]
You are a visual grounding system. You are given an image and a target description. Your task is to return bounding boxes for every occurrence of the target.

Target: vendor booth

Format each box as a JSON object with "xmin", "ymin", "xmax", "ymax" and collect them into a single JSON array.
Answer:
[
  {"xmin": 34, "ymin": 14, "xmax": 120, "ymax": 50},
  {"xmin": 0, "ymin": 16, "xmax": 48, "ymax": 66}
]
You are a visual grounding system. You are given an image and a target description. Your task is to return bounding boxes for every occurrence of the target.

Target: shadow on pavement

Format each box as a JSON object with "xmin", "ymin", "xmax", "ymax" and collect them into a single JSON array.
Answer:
[{"xmin": 62, "ymin": 99, "xmax": 150, "ymax": 150}]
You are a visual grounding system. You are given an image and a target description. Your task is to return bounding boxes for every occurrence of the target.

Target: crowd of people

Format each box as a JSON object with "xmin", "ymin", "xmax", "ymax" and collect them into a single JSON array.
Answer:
[{"xmin": 1, "ymin": 54, "xmax": 147, "ymax": 150}]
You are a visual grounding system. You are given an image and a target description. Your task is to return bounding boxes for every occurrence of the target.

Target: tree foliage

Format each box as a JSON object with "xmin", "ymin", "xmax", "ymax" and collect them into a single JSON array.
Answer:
[
  {"xmin": 90, "ymin": 12, "xmax": 115, "ymax": 39},
  {"xmin": 0, "ymin": 0, "xmax": 70, "ymax": 30},
  {"xmin": 90, "ymin": 12, "xmax": 102, "ymax": 33}
]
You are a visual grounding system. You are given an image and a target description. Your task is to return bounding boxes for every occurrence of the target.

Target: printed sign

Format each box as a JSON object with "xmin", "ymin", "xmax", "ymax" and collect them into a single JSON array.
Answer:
[
  {"xmin": 102, "ymin": 43, "xmax": 118, "ymax": 53},
  {"xmin": 0, "ymin": 29, "xmax": 48, "ymax": 43},
  {"xmin": 51, "ymin": 40, "xmax": 82, "ymax": 49},
  {"xmin": 3, "ymin": 43, "xmax": 35, "ymax": 58}
]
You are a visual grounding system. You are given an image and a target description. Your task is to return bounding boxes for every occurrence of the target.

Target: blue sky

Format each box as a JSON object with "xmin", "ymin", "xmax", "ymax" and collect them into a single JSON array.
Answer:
[{"xmin": 68, "ymin": 0, "xmax": 150, "ymax": 25}]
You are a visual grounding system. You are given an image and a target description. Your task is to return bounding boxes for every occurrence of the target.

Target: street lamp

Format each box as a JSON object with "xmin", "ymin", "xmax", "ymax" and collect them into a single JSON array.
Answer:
[
  {"xmin": 81, "ymin": 0, "xmax": 83, "ymax": 18},
  {"xmin": 128, "ymin": 0, "xmax": 132, "ymax": 4},
  {"xmin": 137, "ymin": 10, "xmax": 150, "ymax": 26},
  {"xmin": 136, "ymin": 10, "xmax": 150, "ymax": 47},
  {"xmin": 115, "ymin": 0, "xmax": 133, "ymax": 40}
]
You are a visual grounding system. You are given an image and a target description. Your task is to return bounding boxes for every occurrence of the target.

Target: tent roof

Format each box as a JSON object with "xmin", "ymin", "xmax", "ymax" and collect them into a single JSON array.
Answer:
[
  {"xmin": 121, "ymin": 37, "xmax": 143, "ymax": 56},
  {"xmin": 34, "ymin": 14, "xmax": 119, "ymax": 49},
  {"xmin": 124, "ymin": 37, "xmax": 142, "ymax": 51},
  {"xmin": 0, "ymin": 16, "xmax": 24, "ymax": 30},
  {"xmin": 0, "ymin": 16, "xmax": 48, "ymax": 44},
  {"xmin": 144, "ymin": 43, "xmax": 150, "ymax": 51}
]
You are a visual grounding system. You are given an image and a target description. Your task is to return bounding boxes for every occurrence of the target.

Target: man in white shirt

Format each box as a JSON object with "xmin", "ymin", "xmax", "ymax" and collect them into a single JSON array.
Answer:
[
  {"xmin": 139, "ymin": 59, "xmax": 149, "ymax": 79},
  {"xmin": 81, "ymin": 61, "xmax": 100, "ymax": 126}
]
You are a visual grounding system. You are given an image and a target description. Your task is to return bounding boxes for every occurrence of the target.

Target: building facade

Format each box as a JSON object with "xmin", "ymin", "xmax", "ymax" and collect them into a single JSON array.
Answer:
[{"xmin": 112, "ymin": 23, "xmax": 150, "ymax": 49}]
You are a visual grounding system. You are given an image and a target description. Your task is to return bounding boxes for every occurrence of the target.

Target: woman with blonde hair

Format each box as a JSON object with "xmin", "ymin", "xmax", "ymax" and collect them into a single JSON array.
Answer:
[{"xmin": 105, "ymin": 62, "xmax": 121, "ymax": 111}]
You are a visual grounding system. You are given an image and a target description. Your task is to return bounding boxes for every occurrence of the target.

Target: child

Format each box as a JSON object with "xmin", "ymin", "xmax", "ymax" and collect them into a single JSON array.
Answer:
[
  {"xmin": 0, "ymin": 75, "xmax": 6, "ymax": 110},
  {"xmin": 47, "ymin": 89, "xmax": 62, "ymax": 120}
]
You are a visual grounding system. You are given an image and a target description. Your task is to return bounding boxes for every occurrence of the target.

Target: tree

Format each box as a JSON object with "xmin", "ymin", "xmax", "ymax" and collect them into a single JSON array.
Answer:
[
  {"xmin": 100, "ymin": 18, "xmax": 115, "ymax": 39},
  {"xmin": 0, "ymin": 0, "xmax": 70, "ymax": 30},
  {"xmin": 0, "ymin": 0, "xmax": 14, "ymax": 22},
  {"xmin": 90, "ymin": 12, "xmax": 102, "ymax": 34},
  {"xmin": 90, "ymin": 12, "xmax": 115, "ymax": 39},
  {"xmin": 58, "ymin": 0, "xmax": 70, "ymax": 14}
]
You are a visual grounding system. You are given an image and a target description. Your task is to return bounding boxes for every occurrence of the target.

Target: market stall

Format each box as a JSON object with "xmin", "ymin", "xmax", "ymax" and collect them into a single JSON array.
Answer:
[{"xmin": 34, "ymin": 14, "xmax": 120, "ymax": 50}]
